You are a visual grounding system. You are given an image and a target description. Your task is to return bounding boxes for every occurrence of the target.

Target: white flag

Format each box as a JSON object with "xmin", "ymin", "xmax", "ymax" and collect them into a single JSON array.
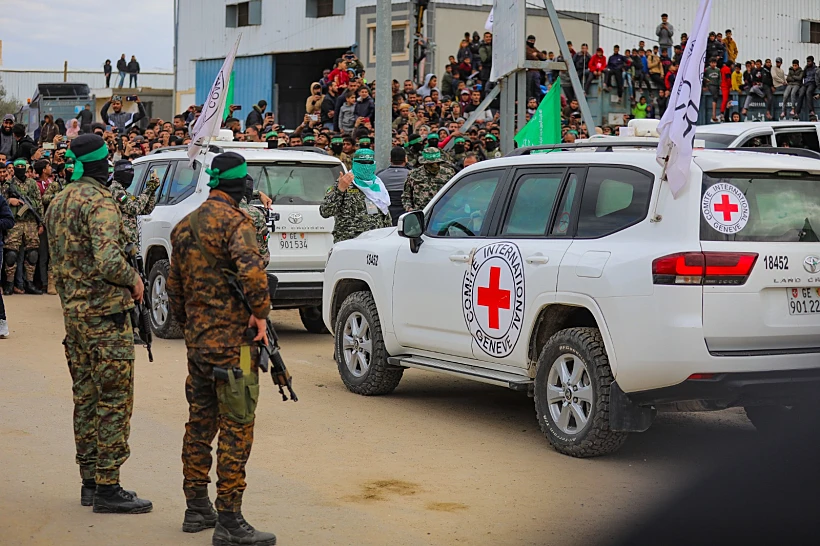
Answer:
[
  {"xmin": 656, "ymin": 0, "xmax": 713, "ymax": 198},
  {"xmin": 188, "ymin": 35, "xmax": 242, "ymax": 164},
  {"xmin": 484, "ymin": 7, "xmax": 494, "ymax": 31}
]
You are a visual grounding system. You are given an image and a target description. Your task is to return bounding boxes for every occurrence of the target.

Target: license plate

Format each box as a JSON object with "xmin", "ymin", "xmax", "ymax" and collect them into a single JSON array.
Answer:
[
  {"xmin": 278, "ymin": 232, "xmax": 308, "ymax": 250},
  {"xmin": 787, "ymin": 287, "xmax": 820, "ymax": 315}
]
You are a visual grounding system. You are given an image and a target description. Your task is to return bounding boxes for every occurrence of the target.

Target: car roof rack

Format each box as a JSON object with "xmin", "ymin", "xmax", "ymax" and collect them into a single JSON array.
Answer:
[
  {"xmin": 507, "ymin": 140, "xmax": 660, "ymax": 156},
  {"xmin": 722, "ymin": 147, "xmax": 820, "ymax": 160},
  {"xmin": 149, "ymin": 145, "xmax": 224, "ymax": 155},
  {"xmin": 286, "ymin": 146, "xmax": 329, "ymax": 155}
]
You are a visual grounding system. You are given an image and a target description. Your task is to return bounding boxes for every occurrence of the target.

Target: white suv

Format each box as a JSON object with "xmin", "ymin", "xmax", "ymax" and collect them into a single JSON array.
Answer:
[
  {"xmin": 323, "ymin": 141, "xmax": 820, "ymax": 457},
  {"xmin": 131, "ymin": 139, "xmax": 344, "ymax": 338}
]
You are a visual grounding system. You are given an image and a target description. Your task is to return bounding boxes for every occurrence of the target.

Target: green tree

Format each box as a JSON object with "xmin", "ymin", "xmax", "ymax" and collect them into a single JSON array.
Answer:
[{"xmin": 0, "ymin": 76, "xmax": 22, "ymax": 118}]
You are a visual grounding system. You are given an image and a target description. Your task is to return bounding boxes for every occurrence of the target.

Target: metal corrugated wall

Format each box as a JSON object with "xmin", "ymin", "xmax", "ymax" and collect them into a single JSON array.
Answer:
[{"xmin": 196, "ymin": 55, "xmax": 275, "ymax": 127}]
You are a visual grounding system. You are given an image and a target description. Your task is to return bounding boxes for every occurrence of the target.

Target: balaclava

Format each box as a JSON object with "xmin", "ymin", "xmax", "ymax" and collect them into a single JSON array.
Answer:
[
  {"xmin": 205, "ymin": 151, "xmax": 249, "ymax": 205},
  {"xmin": 330, "ymin": 137, "xmax": 344, "ymax": 155},
  {"xmin": 406, "ymin": 134, "xmax": 424, "ymax": 153},
  {"xmin": 484, "ymin": 134, "xmax": 499, "ymax": 151},
  {"xmin": 453, "ymin": 137, "xmax": 466, "ymax": 153},
  {"xmin": 13, "ymin": 159, "xmax": 27, "ymax": 182},
  {"xmin": 113, "ymin": 159, "xmax": 135, "ymax": 187},
  {"xmin": 66, "ymin": 134, "xmax": 111, "ymax": 184}
]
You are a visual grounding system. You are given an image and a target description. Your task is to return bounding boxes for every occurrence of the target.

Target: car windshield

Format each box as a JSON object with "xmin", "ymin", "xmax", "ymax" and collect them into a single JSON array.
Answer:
[
  {"xmin": 700, "ymin": 172, "xmax": 820, "ymax": 242},
  {"xmin": 248, "ymin": 162, "xmax": 343, "ymax": 205},
  {"xmin": 695, "ymin": 132, "xmax": 737, "ymax": 149}
]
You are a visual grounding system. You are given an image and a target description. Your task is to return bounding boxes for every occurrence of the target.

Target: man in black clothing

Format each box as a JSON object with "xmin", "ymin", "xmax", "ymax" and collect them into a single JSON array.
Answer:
[
  {"xmin": 573, "ymin": 43, "xmax": 593, "ymax": 95},
  {"xmin": 321, "ymin": 82, "xmax": 338, "ymax": 130},
  {"xmin": 76, "ymin": 104, "xmax": 94, "ymax": 129},
  {"xmin": 377, "ymin": 147, "xmax": 411, "ymax": 225},
  {"xmin": 11, "ymin": 125, "xmax": 37, "ymax": 161},
  {"xmin": 127, "ymin": 56, "xmax": 140, "ymax": 87},
  {"xmin": 116, "ymin": 54, "xmax": 128, "ymax": 88},
  {"xmin": 245, "ymin": 100, "xmax": 267, "ymax": 129},
  {"xmin": 761, "ymin": 59, "xmax": 775, "ymax": 118}
]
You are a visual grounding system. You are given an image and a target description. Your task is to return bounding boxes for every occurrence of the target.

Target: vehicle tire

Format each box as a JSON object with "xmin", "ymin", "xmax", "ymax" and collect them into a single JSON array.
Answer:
[
  {"xmin": 300, "ymin": 305, "xmax": 329, "ymax": 334},
  {"xmin": 534, "ymin": 327, "xmax": 628, "ymax": 458},
  {"xmin": 334, "ymin": 291, "xmax": 403, "ymax": 395},
  {"xmin": 147, "ymin": 259, "xmax": 183, "ymax": 340},
  {"xmin": 744, "ymin": 405, "xmax": 820, "ymax": 434}
]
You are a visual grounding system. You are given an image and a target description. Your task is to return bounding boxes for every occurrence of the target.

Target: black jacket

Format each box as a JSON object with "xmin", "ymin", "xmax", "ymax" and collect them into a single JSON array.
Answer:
[
  {"xmin": 320, "ymin": 93, "xmax": 337, "ymax": 125},
  {"xmin": 117, "ymin": 58, "xmax": 127, "ymax": 72},
  {"xmin": 245, "ymin": 105, "xmax": 264, "ymax": 129},
  {"xmin": 12, "ymin": 135, "xmax": 37, "ymax": 161},
  {"xmin": 127, "ymin": 60, "xmax": 140, "ymax": 74},
  {"xmin": 0, "ymin": 194, "xmax": 15, "ymax": 249}
]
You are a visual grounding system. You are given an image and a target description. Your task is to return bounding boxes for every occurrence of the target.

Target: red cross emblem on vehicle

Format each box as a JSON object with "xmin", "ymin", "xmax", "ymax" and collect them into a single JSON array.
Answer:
[
  {"xmin": 712, "ymin": 194, "xmax": 739, "ymax": 221},
  {"xmin": 477, "ymin": 266, "xmax": 511, "ymax": 330}
]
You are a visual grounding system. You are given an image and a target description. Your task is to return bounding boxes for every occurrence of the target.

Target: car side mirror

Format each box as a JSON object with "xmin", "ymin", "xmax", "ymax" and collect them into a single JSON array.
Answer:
[{"xmin": 398, "ymin": 210, "xmax": 424, "ymax": 253}]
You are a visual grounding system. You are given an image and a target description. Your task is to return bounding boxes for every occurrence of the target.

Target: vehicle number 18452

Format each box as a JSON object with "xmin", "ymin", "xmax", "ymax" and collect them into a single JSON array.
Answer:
[{"xmin": 763, "ymin": 255, "xmax": 789, "ymax": 270}]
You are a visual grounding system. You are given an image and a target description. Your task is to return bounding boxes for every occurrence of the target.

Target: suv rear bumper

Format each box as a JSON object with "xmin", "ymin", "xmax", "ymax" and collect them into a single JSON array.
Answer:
[
  {"xmin": 268, "ymin": 271, "xmax": 323, "ymax": 309},
  {"xmin": 627, "ymin": 368, "xmax": 820, "ymax": 409}
]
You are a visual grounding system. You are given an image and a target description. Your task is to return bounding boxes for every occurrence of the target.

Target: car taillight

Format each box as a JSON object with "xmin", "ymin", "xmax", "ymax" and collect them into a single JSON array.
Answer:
[{"xmin": 652, "ymin": 252, "xmax": 757, "ymax": 286}]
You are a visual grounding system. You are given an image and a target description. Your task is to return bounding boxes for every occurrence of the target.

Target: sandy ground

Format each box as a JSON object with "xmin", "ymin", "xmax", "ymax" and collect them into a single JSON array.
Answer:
[{"xmin": 0, "ymin": 295, "xmax": 756, "ymax": 546}]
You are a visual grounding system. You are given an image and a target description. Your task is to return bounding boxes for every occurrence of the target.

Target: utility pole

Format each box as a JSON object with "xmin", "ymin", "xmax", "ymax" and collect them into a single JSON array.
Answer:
[{"xmin": 375, "ymin": 0, "xmax": 392, "ymax": 170}]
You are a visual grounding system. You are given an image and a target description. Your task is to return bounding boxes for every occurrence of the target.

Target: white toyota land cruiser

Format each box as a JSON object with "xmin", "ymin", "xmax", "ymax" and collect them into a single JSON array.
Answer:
[
  {"xmin": 323, "ymin": 140, "xmax": 820, "ymax": 457},
  {"xmin": 131, "ymin": 134, "xmax": 343, "ymax": 338}
]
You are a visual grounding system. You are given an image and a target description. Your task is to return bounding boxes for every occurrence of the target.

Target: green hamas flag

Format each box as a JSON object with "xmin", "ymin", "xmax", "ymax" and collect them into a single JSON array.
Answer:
[
  {"xmin": 222, "ymin": 72, "xmax": 235, "ymax": 121},
  {"xmin": 514, "ymin": 78, "xmax": 562, "ymax": 148}
]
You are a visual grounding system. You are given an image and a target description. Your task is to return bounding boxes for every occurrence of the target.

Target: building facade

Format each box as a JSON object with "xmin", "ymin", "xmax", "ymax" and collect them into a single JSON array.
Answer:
[{"xmin": 175, "ymin": 0, "xmax": 819, "ymax": 127}]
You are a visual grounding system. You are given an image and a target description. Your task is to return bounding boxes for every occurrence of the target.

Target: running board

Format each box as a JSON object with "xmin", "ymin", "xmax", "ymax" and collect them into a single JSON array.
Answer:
[{"xmin": 387, "ymin": 355, "xmax": 532, "ymax": 391}]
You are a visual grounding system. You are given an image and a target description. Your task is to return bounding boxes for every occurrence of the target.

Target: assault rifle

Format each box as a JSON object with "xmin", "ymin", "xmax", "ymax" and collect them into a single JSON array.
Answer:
[
  {"xmin": 232, "ymin": 272, "xmax": 297, "ymax": 402},
  {"xmin": 7, "ymin": 181, "xmax": 43, "ymax": 225},
  {"xmin": 124, "ymin": 243, "xmax": 153, "ymax": 362}
]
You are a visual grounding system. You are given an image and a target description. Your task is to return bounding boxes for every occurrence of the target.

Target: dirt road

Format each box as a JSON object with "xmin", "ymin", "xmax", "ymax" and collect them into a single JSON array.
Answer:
[{"xmin": 0, "ymin": 296, "xmax": 754, "ymax": 545}]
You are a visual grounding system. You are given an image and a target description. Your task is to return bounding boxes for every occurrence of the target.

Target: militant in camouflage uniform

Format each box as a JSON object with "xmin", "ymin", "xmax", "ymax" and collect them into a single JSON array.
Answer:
[
  {"xmin": 483, "ymin": 134, "xmax": 503, "ymax": 159},
  {"xmin": 108, "ymin": 160, "xmax": 160, "ymax": 246},
  {"xmin": 167, "ymin": 152, "xmax": 277, "ymax": 545},
  {"xmin": 45, "ymin": 134, "xmax": 152, "ymax": 514},
  {"xmin": 328, "ymin": 137, "xmax": 352, "ymax": 171},
  {"xmin": 319, "ymin": 148, "xmax": 392, "ymax": 243},
  {"xmin": 451, "ymin": 137, "xmax": 468, "ymax": 170},
  {"xmin": 426, "ymin": 134, "xmax": 454, "ymax": 166},
  {"xmin": 2, "ymin": 159, "xmax": 44, "ymax": 295},
  {"xmin": 404, "ymin": 134, "xmax": 424, "ymax": 169},
  {"xmin": 402, "ymin": 147, "xmax": 456, "ymax": 212},
  {"xmin": 239, "ymin": 177, "xmax": 270, "ymax": 264}
]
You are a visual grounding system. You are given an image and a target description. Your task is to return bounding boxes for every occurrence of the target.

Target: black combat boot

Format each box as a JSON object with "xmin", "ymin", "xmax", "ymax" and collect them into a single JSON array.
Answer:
[
  {"xmin": 212, "ymin": 511, "xmax": 277, "ymax": 546},
  {"xmin": 3, "ymin": 282, "xmax": 13, "ymax": 295},
  {"xmin": 182, "ymin": 488, "xmax": 218, "ymax": 533},
  {"xmin": 81, "ymin": 479, "xmax": 96, "ymax": 506},
  {"xmin": 93, "ymin": 484, "xmax": 153, "ymax": 514},
  {"xmin": 24, "ymin": 281, "xmax": 43, "ymax": 295}
]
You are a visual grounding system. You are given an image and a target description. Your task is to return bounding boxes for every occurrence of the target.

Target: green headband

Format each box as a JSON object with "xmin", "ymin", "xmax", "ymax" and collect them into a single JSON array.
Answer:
[
  {"xmin": 205, "ymin": 162, "xmax": 248, "ymax": 189},
  {"xmin": 65, "ymin": 143, "xmax": 109, "ymax": 181},
  {"xmin": 406, "ymin": 137, "xmax": 422, "ymax": 146},
  {"xmin": 484, "ymin": 134, "xmax": 498, "ymax": 141},
  {"xmin": 12, "ymin": 159, "xmax": 27, "ymax": 167},
  {"xmin": 264, "ymin": 131, "xmax": 278, "ymax": 139},
  {"xmin": 422, "ymin": 149, "xmax": 441, "ymax": 161},
  {"xmin": 358, "ymin": 137, "xmax": 371, "ymax": 144},
  {"xmin": 331, "ymin": 137, "xmax": 344, "ymax": 144},
  {"xmin": 303, "ymin": 135, "xmax": 316, "ymax": 142},
  {"xmin": 454, "ymin": 137, "xmax": 466, "ymax": 144}
]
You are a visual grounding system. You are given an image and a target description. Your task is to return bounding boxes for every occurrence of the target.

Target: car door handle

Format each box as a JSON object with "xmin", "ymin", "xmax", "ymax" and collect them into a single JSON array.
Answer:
[
  {"xmin": 526, "ymin": 255, "xmax": 549, "ymax": 265},
  {"xmin": 141, "ymin": 216, "xmax": 152, "ymax": 222},
  {"xmin": 449, "ymin": 254, "xmax": 471, "ymax": 263}
]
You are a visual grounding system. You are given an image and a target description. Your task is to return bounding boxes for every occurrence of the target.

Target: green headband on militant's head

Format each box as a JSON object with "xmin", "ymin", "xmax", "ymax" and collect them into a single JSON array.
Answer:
[
  {"xmin": 405, "ymin": 136, "xmax": 422, "ymax": 147},
  {"xmin": 331, "ymin": 137, "xmax": 344, "ymax": 144},
  {"xmin": 205, "ymin": 162, "xmax": 248, "ymax": 189},
  {"xmin": 65, "ymin": 143, "xmax": 109, "ymax": 181}
]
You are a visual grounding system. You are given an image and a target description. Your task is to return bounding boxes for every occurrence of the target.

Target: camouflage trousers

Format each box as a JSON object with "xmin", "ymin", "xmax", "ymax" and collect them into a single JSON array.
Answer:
[
  {"xmin": 182, "ymin": 347, "xmax": 258, "ymax": 513},
  {"xmin": 3, "ymin": 219, "xmax": 38, "ymax": 283},
  {"xmin": 63, "ymin": 313, "xmax": 136, "ymax": 485}
]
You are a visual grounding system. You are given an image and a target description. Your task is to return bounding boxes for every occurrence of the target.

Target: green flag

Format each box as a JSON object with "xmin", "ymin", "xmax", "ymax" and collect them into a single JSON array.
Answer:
[
  {"xmin": 222, "ymin": 72, "xmax": 235, "ymax": 121},
  {"xmin": 514, "ymin": 78, "xmax": 562, "ymax": 148}
]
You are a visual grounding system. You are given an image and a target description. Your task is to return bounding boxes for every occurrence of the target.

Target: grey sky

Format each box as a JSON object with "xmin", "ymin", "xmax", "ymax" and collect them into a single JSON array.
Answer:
[{"xmin": 0, "ymin": 0, "xmax": 174, "ymax": 70}]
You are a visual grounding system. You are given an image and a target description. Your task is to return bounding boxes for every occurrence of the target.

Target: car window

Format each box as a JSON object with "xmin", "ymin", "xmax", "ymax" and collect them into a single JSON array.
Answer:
[
  {"xmin": 550, "ymin": 173, "xmax": 579, "ymax": 236},
  {"xmin": 426, "ymin": 171, "xmax": 501, "ymax": 237},
  {"xmin": 740, "ymin": 134, "xmax": 772, "ymax": 148},
  {"xmin": 144, "ymin": 162, "xmax": 171, "ymax": 204},
  {"xmin": 163, "ymin": 160, "xmax": 201, "ymax": 205},
  {"xmin": 575, "ymin": 167, "xmax": 653, "ymax": 238},
  {"xmin": 125, "ymin": 163, "xmax": 148, "ymax": 195},
  {"xmin": 502, "ymin": 171, "xmax": 564, "ymax": 236},
  {"xmin": 248, "ymin": 163, "xmax": 343, "ymax": 205},
  {"xmin": 774, "ymin": 130, "xmax": 820, "ymax": 153}
]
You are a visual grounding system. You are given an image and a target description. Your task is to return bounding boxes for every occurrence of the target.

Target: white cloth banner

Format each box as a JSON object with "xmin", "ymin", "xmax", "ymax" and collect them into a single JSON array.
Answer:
[
  {"xmin": 188, "ymin": 35, "xmax": 242, "ymax": 164},
  {"xmin": 656, "ymin": 0, "xmax": 713, "ymax": 198},
  {"xmin": 484, "ymin": 7, "xmax": 494, "ymax": 31}
]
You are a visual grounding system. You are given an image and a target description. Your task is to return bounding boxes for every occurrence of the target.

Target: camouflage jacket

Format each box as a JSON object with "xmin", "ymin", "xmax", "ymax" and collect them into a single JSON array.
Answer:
[
  {"xmin": 402, "ymin": 165, "xmax": 455, "ymax": 212},
  {"xmin": 485, "ymin": 148, "xmax": 503, "ymax": 159},
  {"xmin": 319, "ymin": 185, "xmax": 392, "ymax": 243},
  {"xmin": 239, "ymin": 199, "xmax": 270, "ymax": 264},
  {"xmin": 109, "ymin": 176, "xmax": 160, "ymax": 245},
  {"xmin": 42, "ymin": 176, "xmax": 67, "ymax": 210},
  {"xmin": 405, "ymin": 149, "xmax": 422, "ymax": 169},
  {"xmin": 44, "ymin": 176, "xmax": 137, "ymax": 318},
  {"xmin": 167, "ymin": 190, "xmax": 271, "ymax": 349},
  {"xmin": 2, "ymin": 176, "xmax": 43, "ymax": 224}
]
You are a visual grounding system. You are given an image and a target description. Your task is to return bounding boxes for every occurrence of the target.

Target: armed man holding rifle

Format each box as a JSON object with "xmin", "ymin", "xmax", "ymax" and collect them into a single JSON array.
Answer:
[
  {"xmin": 2, "ymin": 158, "xmax": 44, "ymax": 295},
  {"xmin": 167, "ymin": 152, "xmax": 280, "ymax": 546}
]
